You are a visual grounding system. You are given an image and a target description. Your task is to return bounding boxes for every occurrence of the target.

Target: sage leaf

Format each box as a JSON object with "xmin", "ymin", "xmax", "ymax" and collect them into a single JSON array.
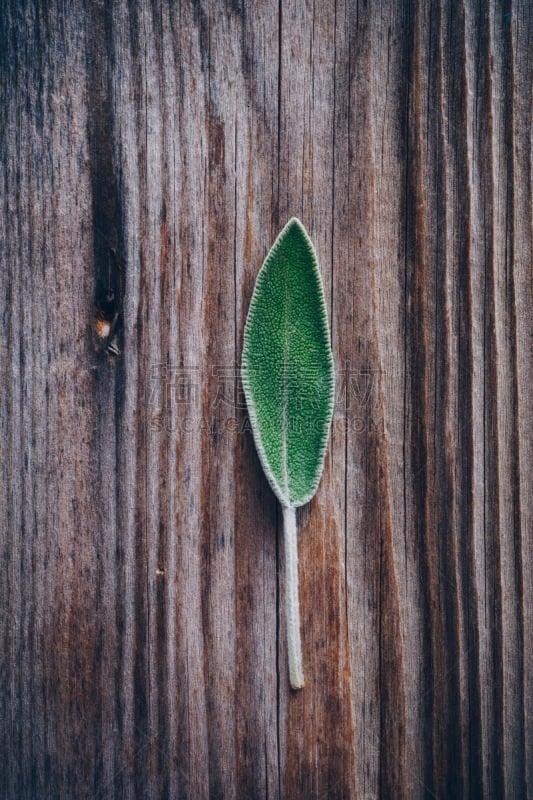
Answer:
[{"xmin": 241, "ymin": 217, "xmax": 335, "ymax": 689}]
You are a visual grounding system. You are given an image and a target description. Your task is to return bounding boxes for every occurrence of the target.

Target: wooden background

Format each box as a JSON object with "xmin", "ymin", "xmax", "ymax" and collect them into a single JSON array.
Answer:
[{"xmin": 1, "ymin": 1, "xmax": 531, "ymax": 798}]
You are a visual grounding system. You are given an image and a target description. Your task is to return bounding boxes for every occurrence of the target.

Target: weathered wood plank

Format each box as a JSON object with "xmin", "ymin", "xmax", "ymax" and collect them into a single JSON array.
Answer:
[{"xmin": 0, "ymin": 1, "xmax": 531, "ymax": 799}]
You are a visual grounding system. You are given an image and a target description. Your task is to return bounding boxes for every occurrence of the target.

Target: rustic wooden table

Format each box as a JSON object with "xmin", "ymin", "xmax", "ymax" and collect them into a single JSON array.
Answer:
[{"xmin": 1, "ymin": 1, "xmax": 531, "ymax": 798}]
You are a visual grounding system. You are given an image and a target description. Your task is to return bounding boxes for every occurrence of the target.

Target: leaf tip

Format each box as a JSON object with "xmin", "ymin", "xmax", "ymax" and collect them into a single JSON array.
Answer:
[{"xmin": 283, "ymin": 216, "xmax": 308, "ymax": 237}]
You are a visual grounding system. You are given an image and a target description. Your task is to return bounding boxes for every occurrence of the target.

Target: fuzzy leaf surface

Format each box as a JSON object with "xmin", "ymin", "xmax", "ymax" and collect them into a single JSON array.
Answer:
[{"xmin": 241, "ymin": 218, "xmax": 334, "ymax": 508}]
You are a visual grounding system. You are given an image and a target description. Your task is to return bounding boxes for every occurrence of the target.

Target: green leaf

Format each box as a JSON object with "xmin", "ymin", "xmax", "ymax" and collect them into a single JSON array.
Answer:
[
  {"xmin": 241, "ymin": 218, "xmax": 334, "ymax": 689},
  {"xmin": 241, "ymin": 218, "xmax": 335, "ymax": 509}
]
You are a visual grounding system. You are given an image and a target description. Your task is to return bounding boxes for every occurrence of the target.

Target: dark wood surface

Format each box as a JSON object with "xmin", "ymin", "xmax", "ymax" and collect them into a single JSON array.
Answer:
[{"xmin": 1, "ymin": 1, "xmax": 531, "ymax": 798}]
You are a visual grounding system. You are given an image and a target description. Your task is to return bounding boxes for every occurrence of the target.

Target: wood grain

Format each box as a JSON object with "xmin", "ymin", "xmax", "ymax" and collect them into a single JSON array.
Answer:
[{"xmin": 0, "ymin": 1, "xmax": 531, "ymax": 798}]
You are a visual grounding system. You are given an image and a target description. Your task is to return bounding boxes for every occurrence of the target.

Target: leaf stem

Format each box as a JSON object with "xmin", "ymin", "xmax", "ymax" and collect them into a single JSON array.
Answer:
[{"xmin": 283, "ymin": 506, "xmax": 304, "ymax": 689}]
